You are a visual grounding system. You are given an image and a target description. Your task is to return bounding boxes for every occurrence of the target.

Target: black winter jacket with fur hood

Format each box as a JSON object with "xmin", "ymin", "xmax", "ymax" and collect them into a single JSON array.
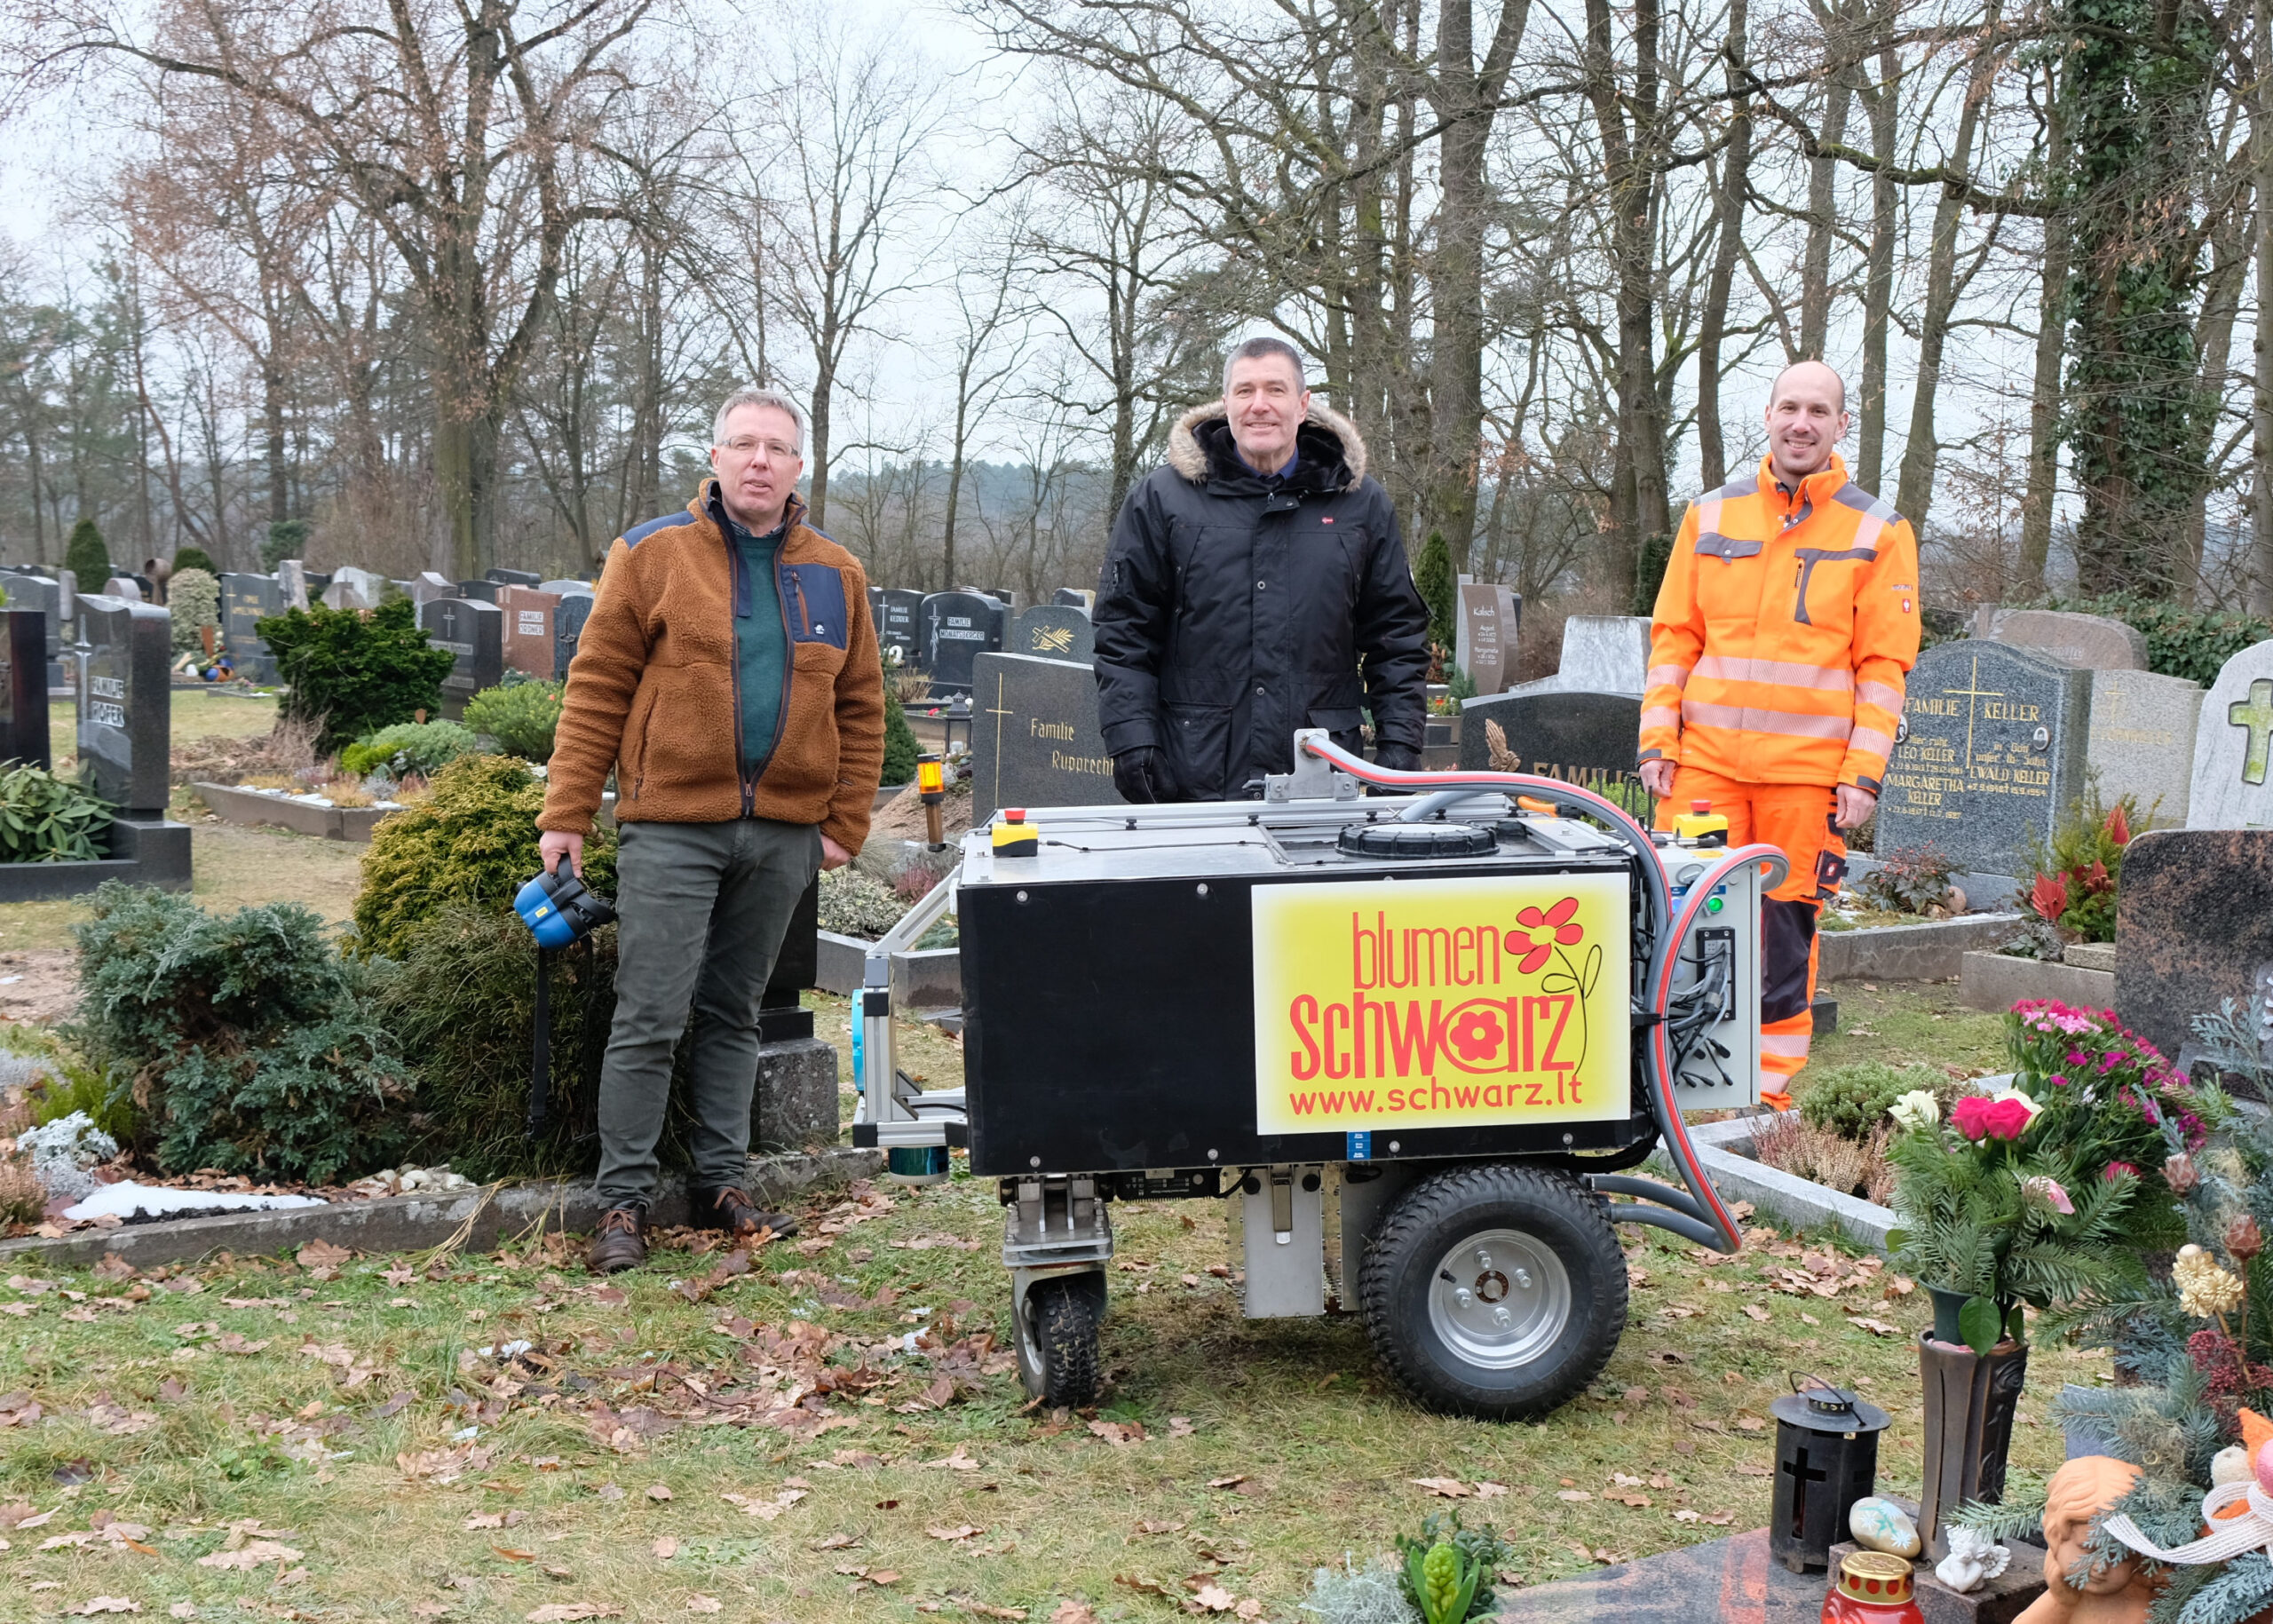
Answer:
[{"xmin": 1094, "ymin": 399, "xmax": 1430, "ymax": 800}]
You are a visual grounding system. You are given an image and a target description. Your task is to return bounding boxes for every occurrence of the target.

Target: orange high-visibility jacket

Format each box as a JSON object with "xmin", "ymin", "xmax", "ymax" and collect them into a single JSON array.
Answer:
[{"xmin": 1641, "ymin": 454, "xmax": 1921, "ymax": 792}]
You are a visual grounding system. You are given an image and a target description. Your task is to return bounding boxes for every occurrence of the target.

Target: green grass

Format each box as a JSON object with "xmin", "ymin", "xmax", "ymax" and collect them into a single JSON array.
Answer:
[{"xmin": 1809, "ymin": 978, "xmax": 2014, "ymax": 1081}]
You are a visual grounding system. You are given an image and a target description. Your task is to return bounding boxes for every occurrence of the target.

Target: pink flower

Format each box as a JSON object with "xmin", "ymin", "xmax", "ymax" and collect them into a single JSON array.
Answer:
[
  {"xmin": 1953, "ymin": 1095, "xmax": 2037, "ymax": 1142},
  {"xmin": 2024, "ymin": 1176, "xmax": 2075, "ymax": 1214},
  {"xmin": 1952, "ymin": 1096, "xmax": 1994, "ymax": 1141},
  {"xmin": 2049, "ymin": 1074, "xmax": 2071, "ymax": 1089},
  {"xmin": 2103, "ymin": 1161, "xmax": 2140, "ymax": 1184}
]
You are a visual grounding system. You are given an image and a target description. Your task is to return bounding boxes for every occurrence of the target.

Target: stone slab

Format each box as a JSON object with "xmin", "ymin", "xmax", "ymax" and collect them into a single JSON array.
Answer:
[
  {"xmin": 218, "ymin": 574, "xmax": 282, "ymax": 683},
  {"xmin": 1879, "ymin": 641, "xmax": 2089, "ymax": 875},
  {"xmin": 815, "ymin": 931, "xmax": 962, "ymax": 1009},
  {"xmin": 968, "ymin": 652, "xmax": 1119, "ymax": 821},
  {"xmin": 193, "ymin": 782, "xmax": 392, "ymax": 843},
  {"xmin": 2116, "ymin": 828, "xmax": 2273, "ymax": 1065},
  {"xmin": 0, "ymin": 1146, "xmax": 885, "ymax": 1271},
  {"xmin": 1976, "ymin": 606, "xmax": 2148, "ymax": 670},
  {"xmin": 1487, "ymin": 1528, "xmax": 1828, "ymax": 1621},
  {"xmin": 2086, "ymin": 668, "xmax": 2202, "ymax": 826},
  {"xmin": 2187, "ymin": 638, "xmax": 2273, "ymax": 828},
  {"xmin": 1818, "ymin": 914, "xmax": 2024, "ymax": 984},
  {"xmin": 1675, "ymin": 1116, "xmax": 1897, "ymax": 1251},
  {"xmin": 756, "ymin": 1036, "xmax": 840, "ymax": 1152},
  {"xmin": 1959, "ymin": 951, "xmax": 2115, "ymax": 1015},
  {"xmin": 2062, "ymin": 941, "xmax": 2117, "ymax": 972},
  {"xmin": 1009, "ymin": 604, "xmax": 1094, "ymax": 665},
  {"xmin": 873, "ymin": 588, "xmax": 923, "ymax": 666}
]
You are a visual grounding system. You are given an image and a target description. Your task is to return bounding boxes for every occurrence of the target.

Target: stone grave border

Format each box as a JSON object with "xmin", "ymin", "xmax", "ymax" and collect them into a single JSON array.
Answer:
[
  {"xmin": 0, "ymin": 1147, "xmax": 883, "ymax": 1271},
  {"xmin": 194, "ymin": 781, "xmax": 394, "ymax": 842},
  {"xmin": 1666, "ymin": 1113, "xmax": 1897, "ymax": 1252},
  {"xmin": 1959, "ymin": 949, "xmax": 2116, "ymax": 1014},
  {"xmin": 1818, "ymin": 910, "xmax": 2024, "ymax": 983},
  {"xmin": 0, "ymin": 818, "xmax": 191, "ymax": 903}
]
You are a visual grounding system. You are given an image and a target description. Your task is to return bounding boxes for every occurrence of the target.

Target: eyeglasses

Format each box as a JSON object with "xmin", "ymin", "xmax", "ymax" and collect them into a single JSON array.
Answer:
[{"xmin": 718, "ymin": 437, "xmax": 800, "ymax": 461}]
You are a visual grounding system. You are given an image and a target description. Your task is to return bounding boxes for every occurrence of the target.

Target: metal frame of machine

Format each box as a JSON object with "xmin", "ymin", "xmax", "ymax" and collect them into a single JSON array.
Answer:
[{"xmin": 852, "ymin": 732, "xmax": 1787, "ymax": 1419}]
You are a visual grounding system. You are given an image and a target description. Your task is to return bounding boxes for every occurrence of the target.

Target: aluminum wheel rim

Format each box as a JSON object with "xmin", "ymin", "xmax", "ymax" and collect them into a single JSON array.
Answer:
[{"xmin": 1425, "ymin": 1227, "xmax": 1572, "ymax": 1370}]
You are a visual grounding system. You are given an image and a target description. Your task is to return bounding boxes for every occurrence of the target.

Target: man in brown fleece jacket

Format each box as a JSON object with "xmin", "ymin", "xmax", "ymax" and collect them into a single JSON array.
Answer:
[{"xmin": 538, "ymin": 385, "xmax": 886, "ymax": 1272}]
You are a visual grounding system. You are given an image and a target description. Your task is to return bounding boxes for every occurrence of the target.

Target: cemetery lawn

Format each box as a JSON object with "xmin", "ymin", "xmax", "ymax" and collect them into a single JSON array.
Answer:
[
  {"xmin": 4, "ymin": 1106, "xmax": 2102, "ymax": 1622},
  {"xmin": 1809, "ymin": 978, "xmax": 2010, "ymax": 1078}
]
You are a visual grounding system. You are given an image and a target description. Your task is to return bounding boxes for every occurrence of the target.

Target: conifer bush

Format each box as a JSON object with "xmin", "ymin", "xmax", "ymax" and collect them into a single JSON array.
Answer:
[
  {"xmin": 64, "ymin": 517, "xmax": 110, "ymax": 587},
  {"xmin": 258, "ymin": 598, "xmax": 455, "ymax": 753}
]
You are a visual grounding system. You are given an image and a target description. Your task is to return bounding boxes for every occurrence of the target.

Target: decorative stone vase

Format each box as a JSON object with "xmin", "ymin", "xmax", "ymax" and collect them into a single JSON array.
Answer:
[
  {"xmin": 1924, "ymin": 1283, "xmax": 2016, "ymax": 1346},
  {"xmin": 1917, "ymin": 1330, "xmax": 2030, "ymax": 1559}
]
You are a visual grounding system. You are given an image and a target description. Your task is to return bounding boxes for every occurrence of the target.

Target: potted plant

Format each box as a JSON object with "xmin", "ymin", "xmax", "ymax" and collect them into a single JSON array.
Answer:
[{"xmin": 1884, "ymin": 1083, "xmax": 2138, "ymax": 1555}]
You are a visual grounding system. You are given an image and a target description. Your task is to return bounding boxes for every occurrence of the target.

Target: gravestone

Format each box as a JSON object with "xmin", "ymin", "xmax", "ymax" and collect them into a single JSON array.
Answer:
[
  {"xmin": 1456, "ymin": 688, "xmax": 1645, "ymax": 796},
  {"xmin": 320, "ymin": 566, "xmax": 384, "ymax": 611},
  {"xmin": 2087, "ymin": 669, "xmax": 2204, "ymax": 827},
  {"xmin": 410, "ymin": 572, "xmax": 456, "ymax": 606},
  {"xmin": 496, "ymin": 586, "xmax": 562, "ymax": 680},
  {"xmin": 553, "ymin": 591, "xmax": 594, "ymax": 679},
  {"xmin": 537, "ymin": 579, "xmax": 590, "ymax": 596},
  {"xmin": 455, "ymin": 579, "xmax": 501, "ymax": 604},
  {"xmin": 2117, "ymin": 828, "xmax": 2273, "ymax": 1066},
  {"xmin": 486, "ymin": 568, "xmax": 542, "ymax": 588},
  {"xmin": 873, "ymin": 589, "xmax": 922, "ymax": 666},
  {"xmin": 1, "ymin": 571, "xmax": 62, "ymax": 660},
  {"xmin": 277, "ymin": 559, "xmax": 310, "ymax": 610},
  {"xmin": 1502, "ymin": 614, "xmax": 1650, "ymax": 698},
  {"xmin": 422, "ymin": 598, "xmax": 503, "ymax": 715},
  {"xmin": 2187, "ymin": 638, "xmax": 2273, "ymax": 829},
  {"xmin": 1010, "ymin": 604, "xmax": 1094, "ymax": 665},
  {"xmin": 75, "ymin": 595, "xmax": 173, "ymax": 816},
  {"xmin": 1053, "ymin": 588, "xmax": 1095, "ymax": 611},
  {"xmin": 102, "ymin": 577, "xmax": 142, "ymax": 602},
  {"xmin": 219, "ymin": 574, "xmax": 282, "ymax": 683},
  {"xmin": 1457, "ymin": 583, "xmax": 1521, "ymax": 695},
  {"xmin": 0, "ymin": 608, "xmax": 49, "ymax": 769},
  {"xmin": 919, "ymin": 591, "xmax": 1002, "ymax": 693},
  {"xmin": 1975, "ymin": 606, "xmax": 2150, "ymax": 670},
  {"xmin": 969, "ymin": 653, "xmax": 1121, "ymax": 821},
  {"xmin": 1877, "ymin": 640, "xmax": 2089, "ymax": 871}
]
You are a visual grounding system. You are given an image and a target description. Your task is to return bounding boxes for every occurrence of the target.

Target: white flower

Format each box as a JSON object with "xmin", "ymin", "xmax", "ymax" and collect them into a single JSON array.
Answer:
[{"xmin": 1889, "ymin": 1089, "xmax": 1941, "ymax": 1131}]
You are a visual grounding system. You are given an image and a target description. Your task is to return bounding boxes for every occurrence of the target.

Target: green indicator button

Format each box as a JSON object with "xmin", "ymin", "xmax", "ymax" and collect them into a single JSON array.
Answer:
[{"xmin": 1706, "ymin": 896, "xmax": 1723, "ymax": 915}]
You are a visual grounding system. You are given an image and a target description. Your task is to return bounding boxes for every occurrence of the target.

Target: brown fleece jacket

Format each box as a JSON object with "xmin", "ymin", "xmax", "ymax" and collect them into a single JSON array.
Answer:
[{"xmin": 539, "ymin": 483, "xmax": 886, "ymax": 852}]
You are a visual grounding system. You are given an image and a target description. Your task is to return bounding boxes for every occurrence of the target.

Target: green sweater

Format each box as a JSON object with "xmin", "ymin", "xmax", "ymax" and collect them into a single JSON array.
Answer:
[{"xmin": 726, "ymin": 518, "xmax": 788, "ymax": 774}]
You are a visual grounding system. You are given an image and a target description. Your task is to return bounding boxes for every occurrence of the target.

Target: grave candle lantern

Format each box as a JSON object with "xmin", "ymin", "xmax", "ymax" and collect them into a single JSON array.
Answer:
[
  {"xmin": 1770, "ymin": 1373, "xmax": 1893, "ymax": 1573},
  {"xmin": 917, "ymin": 754, "xmax": 946, "ymax": 851}
]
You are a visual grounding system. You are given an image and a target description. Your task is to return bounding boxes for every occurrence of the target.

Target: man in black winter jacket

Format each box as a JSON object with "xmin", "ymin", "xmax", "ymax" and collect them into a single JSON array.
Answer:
[{"xmin": 1094, "ymin": 337, "xmax": 1431, "ymax": 803}]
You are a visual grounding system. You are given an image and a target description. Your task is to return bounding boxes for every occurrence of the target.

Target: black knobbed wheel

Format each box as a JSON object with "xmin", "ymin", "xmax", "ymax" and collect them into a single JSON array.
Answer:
[
  {"xmin": 1359, "ymin": 1162, "xmax": 1628, "ymax": 1420},
  {"xmin": 1015, "ymin": 1272, "xmax": 1107, "ymax": 1407}
]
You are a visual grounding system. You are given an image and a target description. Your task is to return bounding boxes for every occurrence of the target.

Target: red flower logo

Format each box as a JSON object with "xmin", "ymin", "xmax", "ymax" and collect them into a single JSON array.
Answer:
[
  {"xmin": 1506, "ymin": 931, "xmax": 1550, "ymax": 973},
  {"xmin": 1448, "ymin": 1009, "xmax": 1503, "ymax": 1065}
]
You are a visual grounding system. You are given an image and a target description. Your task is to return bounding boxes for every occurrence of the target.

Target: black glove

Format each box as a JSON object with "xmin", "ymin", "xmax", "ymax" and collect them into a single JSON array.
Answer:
[
  {"xmin": 1374, "ymin": 741, "xmax": 1423, "ymax": 774},
  {"xmin": 1113, "ymin": 745, "xmax": 1171, "ymax": 804}
]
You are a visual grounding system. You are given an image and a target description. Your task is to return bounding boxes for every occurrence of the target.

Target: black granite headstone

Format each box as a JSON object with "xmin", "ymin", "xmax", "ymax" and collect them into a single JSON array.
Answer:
[
  {"xmin": 1456, "ymin": 689, "xmax": 1645, "ymax": 796},
  {"xmin": 220, "ymin": 574, "xmax": 283, "ymax": 682},
  {"xmin": 1010, "ymin": 604, "xmax": 1095, "ymax": 665},
  {"xmin": 2117, "ymin": 828, "xmax": 2273, "ymax": 1068},
  {"xmin": 553, "ymin": 591, "xmax": 595, "ymax": 679},
  {"xmin": 1877, "ymin": 640, "xmax": 2088, "ymax": 872},
  {"xmin": 1052, "ymin": 588, "xmax": 1094, "ymax": 611},
  {"xmin": 0, "ymin": 608, "xmax": 49, "ymax": 769},
  {"xmin": 423, "ymin": 598, "xmax": 504, "ymax": 712},
  {"xmin": 486, "ymin": 568, "xmax": 543, "ymax": 588},
  {"xmin": 410, "ymin": 572, "xmax": 455, "ymax": 606},
  {"xmin": 455, "ymin": 579, "xmax": 501, "ymax": 605},
  {"xmin": 970, "ymin": 653, "xmax": 1121, "ymax": 820},
  {"xmin": 76, "ymin": 595, "xmax": 172, "ymax": 816},
  {"xmin": 919, "ymin": 591, "xmax": 1002, "ymax": 692}
]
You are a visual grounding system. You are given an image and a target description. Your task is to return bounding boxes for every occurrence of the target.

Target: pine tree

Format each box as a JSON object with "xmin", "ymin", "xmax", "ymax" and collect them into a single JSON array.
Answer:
[
  {"xmin": 64, "ymin": 518, "xmax": 110, "ymax": 587},
  {"xmin": 1413, "ymin": 533, "xmax": 1456, "ymax": 655}
]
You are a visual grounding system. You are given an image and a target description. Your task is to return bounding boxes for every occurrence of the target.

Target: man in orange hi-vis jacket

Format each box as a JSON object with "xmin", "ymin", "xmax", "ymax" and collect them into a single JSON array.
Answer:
[{"xmin": 1637, "ymin": 360, "xmax": 1921, "ymax": 1109}]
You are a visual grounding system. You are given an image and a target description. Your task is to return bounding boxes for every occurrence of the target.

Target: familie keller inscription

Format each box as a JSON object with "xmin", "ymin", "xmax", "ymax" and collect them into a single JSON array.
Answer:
[{"xmin": 1877, "ymin": 639, "xmax": 2088, "ymax": 870}]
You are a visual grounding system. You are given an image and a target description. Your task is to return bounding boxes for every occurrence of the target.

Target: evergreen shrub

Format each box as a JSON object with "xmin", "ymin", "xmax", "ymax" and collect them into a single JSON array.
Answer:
[
  {"xmin": 338, "ymin": 720, "xmax": 478, "ymax": 780},
  {"xmin": 463, "ymin": 678, "xmax": 564, "ymax": 759},
  {"xmin": 259, "ymin": 598, "xmax": 455, "ymax": 753},
  {"xmin": 64, "ymin": 518, "xmax": 109, "ymax": 587}
]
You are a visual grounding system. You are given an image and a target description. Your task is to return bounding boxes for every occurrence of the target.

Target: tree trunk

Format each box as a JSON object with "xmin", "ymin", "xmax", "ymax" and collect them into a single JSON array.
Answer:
[
  {"xmin": 1857, "ymin": 21, "xmax": 1900, "ymax": 489},
  {"xmin": 2184, "ymin": 186, "xmax": 2250, "ymax": 604},
  {"xmin": 1800, "ymin": 19, "xmax": 1857, "ymax": 359},
  {"xmin": 1895, "ymin": 0, "xmax": 2003, "ymax": 537},
  {"xmin": 808, "ymin": 351, "xmax": 836, "ymax": 533},
  {"xmin": 2018, "ymin": 63, "xmax": 2070, "ymax": 597},
  {"xmin": 2256, "ymin": 0, "xmax": 2273, "ymax": 612},
  {"xmin": 1696, "ymin": 0, "xmax": 1752, "ymax": 491}
]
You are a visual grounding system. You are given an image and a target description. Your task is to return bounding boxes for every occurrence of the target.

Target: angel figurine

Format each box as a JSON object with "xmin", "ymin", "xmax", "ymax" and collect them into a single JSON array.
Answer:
[{"xmin": 1936, "ymin": 1526, "xmax": 2012, "ymax": 1593}]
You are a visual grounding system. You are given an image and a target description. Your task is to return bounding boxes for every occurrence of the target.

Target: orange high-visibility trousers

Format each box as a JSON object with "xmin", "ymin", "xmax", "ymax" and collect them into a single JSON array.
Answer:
[{"xmin": 1653, "ymin": 767, "xmax": 1845, "ymax": 1108}]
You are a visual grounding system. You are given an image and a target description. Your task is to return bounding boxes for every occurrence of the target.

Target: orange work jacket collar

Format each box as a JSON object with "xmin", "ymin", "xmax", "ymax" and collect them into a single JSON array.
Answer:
[{"xmin": 1754, "ymin": 452, "xmax": 1850, "ymax": 527}]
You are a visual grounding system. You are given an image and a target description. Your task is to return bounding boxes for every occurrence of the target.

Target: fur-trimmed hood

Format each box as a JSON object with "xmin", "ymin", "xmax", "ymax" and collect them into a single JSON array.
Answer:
[{"xmin": 1164, "ymin": 399, "xmax": 1370, "ymax": 491}]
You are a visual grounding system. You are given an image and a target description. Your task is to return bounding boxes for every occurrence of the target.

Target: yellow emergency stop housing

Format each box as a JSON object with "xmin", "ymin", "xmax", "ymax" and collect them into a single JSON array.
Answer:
[
  {"xmin": 1672, "ymin": 800, "xmax": 1730, "ymax": 846},
  {"xmin": 992, "ymin": 810, "xmax": 1039, "ymax": 857}
]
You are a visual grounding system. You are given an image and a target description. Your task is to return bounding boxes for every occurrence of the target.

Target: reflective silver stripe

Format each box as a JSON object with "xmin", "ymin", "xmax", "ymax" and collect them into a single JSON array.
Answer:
[
  {"xmin": 1681, "ymin": 701, "xmax": 1853, "ymax": 741},
  {"xmin": 1641, "ymin": 706, "xmax": 1683, "ymax": 732},
  {"xmin": 1761, "ymin": 1032, "xmax": 1812, "ymax": 1057},
  {"xmin": 1694, "ymin": 655, "xmax": 1854, "ymax": 692},
  {"xmin": 1645, "ymin": 663, "xmax": 1693, "ymax": 691},
  {"xmin": 1848, "ymin": 726, "xmax": 1895, "ymax": 758},
  {"xmin": 1856, "ymin": 679, "xmax": 1905, "ymax": 712}
]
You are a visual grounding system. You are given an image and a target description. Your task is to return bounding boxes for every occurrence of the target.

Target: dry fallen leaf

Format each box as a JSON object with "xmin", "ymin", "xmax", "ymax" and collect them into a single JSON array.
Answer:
[
  {"xmin": 1846, "ymin": 1316, "xmax": 1903, "ymax": 1337},
  {"xmin": 645, "ymin": 1484, "xmax": 672, "ymax": 1502},
  {"xmin": 197, "ymin": 1541, "xmax": 304, "ymax": 1570},
  {"xmin": 927, "ymin": 1525, "xmax": 984, "ymax": 1542},
  {"xmin": 1474, "ymin": 1482, "xmax": 1509, "ymax": 1499},
  {"xmin": 1049, "ymin": 1604, "xmax": 1099, "ymax": 1624},
  {"xmin": 463, "ymin": 1514, "xmax": 505, "ymax": 1531},
  {"xmin": 651, "ymin": 1536, "xmax": 678, "ymax": 1559},
  {"xmin": 67, "ymin": 1603, "xmax": 141, "ymax": 1617},
  {"xmin": 297, "ymin": 1239, "xmax": 351, "ymax": 1271},
  {"xmin": 1188, "ymin": 1583, "xmax": 1237, "ymax": 1613},
  {"xmin": 1410, "ymin": 1478, "xmax": 1469, "ymax": 1498},
  {"xmin": 684, "ymin": 1598, "xmax": 722, "ymax": 1614},
  {"xmin": 1556, "ymin": 1490, "xmax": 1593, "ymax": 1503},
  {"xmin": 525, "ymin": 1607, "xmax": 624, "ymax": 1622},
  {"xmin": 1742, "ymin": 1303, "xmax": 1771, "ymax": 1322}
]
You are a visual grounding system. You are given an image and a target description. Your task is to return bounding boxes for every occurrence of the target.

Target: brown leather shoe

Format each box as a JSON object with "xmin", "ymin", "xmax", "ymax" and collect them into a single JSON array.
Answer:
[
  {"xmin": 586, "ymin": 1204, "xmax": 647, "ymax": 1273},
  {"xmin": 693, "ymin": 1185, "xmax": 798, "ymax": 1240}
]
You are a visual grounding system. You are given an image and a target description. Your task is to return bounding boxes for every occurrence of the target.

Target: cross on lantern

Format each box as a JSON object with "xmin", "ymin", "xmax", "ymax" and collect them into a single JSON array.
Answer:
[
  {"xmin": 2230, "ymin": 677, "xmax": 2273, "ymax": 788},
  {"xmin": 1781, "ymin": 1444, "xmax": 1830, "ymax": 1536}
]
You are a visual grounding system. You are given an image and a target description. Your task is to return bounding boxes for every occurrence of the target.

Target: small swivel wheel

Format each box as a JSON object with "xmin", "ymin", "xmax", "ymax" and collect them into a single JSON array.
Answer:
[
  {"xmin": 1359, "ymin": 1162, "xmax": 1627, "ymax": 1420},
  {"xmin": 1014, "ymin": 1271, "xmax": 1106, "ymax": 1407}
]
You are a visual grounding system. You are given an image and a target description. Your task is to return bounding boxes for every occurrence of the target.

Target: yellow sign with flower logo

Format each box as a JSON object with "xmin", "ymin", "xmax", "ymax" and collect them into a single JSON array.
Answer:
[{"xmin": 1250, "ymin": 873, "xmax": 1631, "ymax": 1135}]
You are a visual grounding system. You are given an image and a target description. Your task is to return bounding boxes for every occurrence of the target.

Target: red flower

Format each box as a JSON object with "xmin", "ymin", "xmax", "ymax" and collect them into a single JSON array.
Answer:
[
  {"xmin": 1952, "ymin": 1096, "xmax": 2034, "ymax": 1141},
  {"xmin": 2103, "ymin": 1161, "xmax": 2140, "ymax": 1183},
  {"xmin": 2106, "ymin": 804, "xmax": 2131, "ymax": 845},
  {"xmin": 2030, "ymin": 872, "xmax": 2068, "ymax": 923},
  {"xmin": 2077, "ymin": 860, "xmax": 2112, "ymax": 895},
  {"xmin": 1517, "ymin": 897, "xmax": 1586, "ymax": 946},
  {"xmin": 1448, "ymin": 1009, "xmax": 1503, "ymax": 1065},
  {"xmin": 1505, "ymin": 931, "xmax": 1551, "ymax": 974}
]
